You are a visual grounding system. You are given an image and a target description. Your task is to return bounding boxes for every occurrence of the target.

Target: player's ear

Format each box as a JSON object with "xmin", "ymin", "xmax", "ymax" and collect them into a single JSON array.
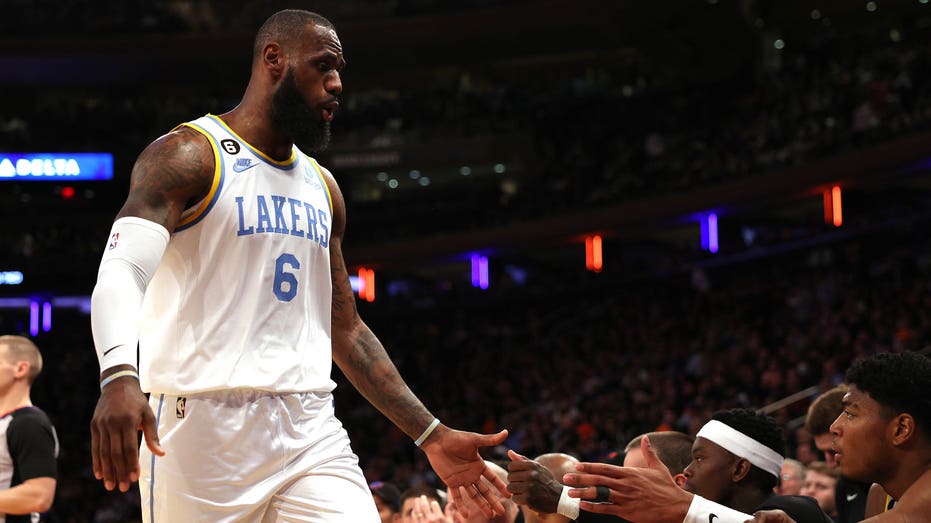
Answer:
[
  {"xmin": 732, "ymin": 457, "xmax": 751, "ymax": 482},
  {"xmin": 890, "ymin": 413, "xmax": 915, "ymax": 446},
  {"xmin": 673, "ymin": 473, "xmax": 688, "ymax": 487},
  {"xmin": 262, "ymin": 42, "xmax": 286, "ymax": 78}
]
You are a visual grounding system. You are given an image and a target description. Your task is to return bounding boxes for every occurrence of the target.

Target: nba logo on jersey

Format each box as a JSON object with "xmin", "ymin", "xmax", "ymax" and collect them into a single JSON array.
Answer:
[
  {"xmin": 176, "ymin": 397, "xmax": 186, "ymax": 419},
  {"xmin": 108, "ymin": 232, "xmax": 119, "ymax": 250}
]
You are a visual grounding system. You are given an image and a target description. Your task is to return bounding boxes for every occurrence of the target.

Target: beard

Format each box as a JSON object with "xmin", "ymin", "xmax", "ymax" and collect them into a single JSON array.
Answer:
[{"xmin": 271, "ymin": 68, "xmax": 331, "ymax": 154}]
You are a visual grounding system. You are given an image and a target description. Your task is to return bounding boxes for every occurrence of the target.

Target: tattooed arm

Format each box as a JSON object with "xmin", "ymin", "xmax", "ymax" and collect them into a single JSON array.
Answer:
[
  {"xmin": 113, "ymin": 126, "xmax": 214, "ymax": 226},
  {"xmin": 321, "ymin": 167, "xmax": 510, "ymax": 517},
  {"xmin": 90, "ymin": 127, "xmax": 214, "ymax": 493}
]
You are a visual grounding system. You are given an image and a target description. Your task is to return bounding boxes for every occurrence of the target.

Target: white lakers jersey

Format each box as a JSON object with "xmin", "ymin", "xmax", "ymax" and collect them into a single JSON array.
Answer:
[{"xmin": 139, "ymin": 114, "xmax": 336, "ymax": 395}]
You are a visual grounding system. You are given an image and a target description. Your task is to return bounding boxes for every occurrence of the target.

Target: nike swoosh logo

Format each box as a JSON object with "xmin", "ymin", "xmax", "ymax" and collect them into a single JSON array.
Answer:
[
  {"xmin": 709, "ymin": 514, "xmax": 718, "ymax": 523},
  {"xmin": 232, "ymin": 159, "xmax": 257, "ymax": 173},
  {"xmin": 103, "ymin": 344, "xmax": 123, "ymax": 355},
  {"xmin": 846, "ymin": 493, "xmax": 859, "ymax": 501}
]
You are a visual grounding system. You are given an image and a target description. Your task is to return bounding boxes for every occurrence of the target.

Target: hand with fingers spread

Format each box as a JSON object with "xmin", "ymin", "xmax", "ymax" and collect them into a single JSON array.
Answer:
[
  {"xmin": 745, "ymin": 510, "xmax": 797, "ymax": 523},
  {"xmin": 563, "ymin": 436, "xmax": 693, "ymax": 523},
  {"xmin": 90, "ymin": 365, "xmax": 165, "ymax": 492},
  {"xmin": 407, "ymin": 494, "xmax": 453, "ymax": 523},
  {"xmin": 445, "ymin": 461, "xmax": 519, "ymax": 522},
  {"xmin": 444, "ymin": 495, "xmax": 472, "ymax": 523},
  {"xmin": 420, "ymin": 424, "xmax": 510, "ymax": 518},
  {"xmin": 505, "ymin": 449, "xmax": 565, "ymax": 514}
]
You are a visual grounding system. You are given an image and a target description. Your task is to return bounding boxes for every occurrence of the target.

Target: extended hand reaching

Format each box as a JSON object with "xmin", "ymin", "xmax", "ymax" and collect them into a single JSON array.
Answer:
[{"xmin": 420, "ymin": 424, "xmax": 510, "ymax": 518}]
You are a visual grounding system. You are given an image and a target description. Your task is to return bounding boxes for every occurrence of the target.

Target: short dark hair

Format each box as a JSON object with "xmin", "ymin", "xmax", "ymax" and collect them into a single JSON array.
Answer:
[
  {"xmin": 845, "ymin": 351, "xmax": 931, "ymax": 435},
  {"xmin": 370, "ymin": 481, "xmax": 401, "ymax": 512},
  {"xmin": 253, "ymin": 9, "xmax": 334, "ymax": 60},
  {"xmin": 711, "ymin": 408, "xmax": 785, "ymax": 492},
  {"xmin": 805, "ymin": 385, "xmax": 848, "ymax": 436},
  {"xmin": 625, "ymin": 431, "xmax": 695, "ymax": 475}
]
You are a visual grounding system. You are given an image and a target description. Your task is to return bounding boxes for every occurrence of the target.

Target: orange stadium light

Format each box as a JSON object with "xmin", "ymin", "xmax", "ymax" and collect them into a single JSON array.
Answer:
[
  {"xmin": 357, "ymin": 268, "xmax": 375, "ymax": 302},
  {"xmin": 824, "ymin": 185, "xmax": 843, "ymax": 227},
  {"xmin": 585, "ymin": 235, "xmax": 603, "ymax": 273},
  {"xmin": 832, "ymin": 185, "xmax": 843, "ymax": 227}
]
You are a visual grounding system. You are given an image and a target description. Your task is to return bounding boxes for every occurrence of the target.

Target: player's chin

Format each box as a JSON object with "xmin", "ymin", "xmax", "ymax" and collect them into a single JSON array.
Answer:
[{"xmin": 295, "ymin": 125, "xmax": 330, "ymax": 153}]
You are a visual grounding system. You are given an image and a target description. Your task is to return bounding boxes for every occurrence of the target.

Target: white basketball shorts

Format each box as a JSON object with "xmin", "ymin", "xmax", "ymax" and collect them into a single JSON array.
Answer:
[{"xmin": 139, "ymin": 389, "xmax": 379, "ymax": 522}]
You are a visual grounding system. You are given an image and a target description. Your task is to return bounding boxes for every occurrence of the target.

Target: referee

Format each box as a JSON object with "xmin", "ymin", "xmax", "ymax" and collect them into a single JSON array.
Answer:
[{"xmin": 0, "ymin": 336, "xmax": 58, "ymax": 522}]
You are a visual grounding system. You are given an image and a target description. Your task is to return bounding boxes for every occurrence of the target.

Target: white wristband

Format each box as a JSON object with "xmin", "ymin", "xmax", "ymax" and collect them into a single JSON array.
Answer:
[
  {"xmin": 557, "ymin": 485, "xmax": 580, "ymax": 519},
  {"xmin": 100, "ymin": 369, "xmax": 140, "ymax": 390},
  {"xmin": 414, "ymin": 418, "xmax": 440, "ymax": 447},
  {"xmin": 683, "ymin": 495, "xmax": 753, "ymax": 523}
]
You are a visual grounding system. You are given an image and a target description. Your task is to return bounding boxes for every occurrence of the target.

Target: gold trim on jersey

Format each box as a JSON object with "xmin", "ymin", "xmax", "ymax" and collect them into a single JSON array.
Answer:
[
  {"xmin": 307, "ymin": 157, "xmax": 334, "ymax": 214},
  {"xmin": 177, "ymin": 122, "xmax": 223, "ymax": 230},
  {"xmin": 207, "ymin": 113, "xmax": 297, "ymax": 167}
]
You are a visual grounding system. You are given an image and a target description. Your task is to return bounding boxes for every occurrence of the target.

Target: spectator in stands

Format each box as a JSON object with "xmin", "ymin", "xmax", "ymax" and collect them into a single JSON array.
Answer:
[
  {"xmin": 398, "ymin": 484, "xmax": 447, "ymax": 523},
  {"xmin": 799, "ymin": 462, "xmax": 838, "ymax": 520},
  {"xmin": 776, "ymin": 459, "xmax": 806, "ymax": 496},
  {"xmin": 371, "ymin": 480, "xmax": 402, "ymax": 523}
]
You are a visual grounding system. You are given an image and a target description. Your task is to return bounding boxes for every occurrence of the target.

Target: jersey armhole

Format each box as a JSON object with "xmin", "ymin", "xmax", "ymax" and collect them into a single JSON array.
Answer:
[{"xmin": 175, "ymin": 122, "xmax": 225, "ymax": 232}]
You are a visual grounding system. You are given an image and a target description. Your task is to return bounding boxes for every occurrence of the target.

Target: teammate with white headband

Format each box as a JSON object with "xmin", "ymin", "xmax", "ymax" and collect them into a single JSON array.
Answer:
[{"xmin": 562, "ymin": 408, "xmax": 833, "ymax": 523}]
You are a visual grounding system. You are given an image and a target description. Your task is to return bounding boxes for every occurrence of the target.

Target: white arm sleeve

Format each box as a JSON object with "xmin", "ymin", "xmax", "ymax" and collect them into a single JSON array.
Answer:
[
  {"xmin": 683, "ymin": 495, "xmax": 753, "ymax": 523},
  {"xmin": 557, "ymin": 485, "xmax": 580, "ymax": 520},
  {"xmin": 91, "ymin": 217, "xmax": 169, "ymax": 373}
]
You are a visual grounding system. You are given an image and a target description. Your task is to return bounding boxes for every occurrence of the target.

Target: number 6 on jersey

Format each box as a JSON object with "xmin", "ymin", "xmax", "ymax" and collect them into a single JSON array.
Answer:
[{"xmin": 273, "ymin": 253, "xmax": 300, "ymax": 301}]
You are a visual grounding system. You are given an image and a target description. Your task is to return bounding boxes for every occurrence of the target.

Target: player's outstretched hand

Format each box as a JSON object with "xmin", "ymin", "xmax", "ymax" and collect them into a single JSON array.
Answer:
[
  {"xmin": 90, "ymin": 368, "xmax": 165, "ymax": 492},
  {"xmin": 745, "ymin": 510, "xmax": 797, "ymax": 523},
  {"xmin": 506, "ymin": 449, "xmax": 563, "ymax": 513},
  {"xmin": 420, "ymin": 424, "xmax": 509, "ymax": 518},
  {"xmin": 563, "ymin": 435, "xmax": 693, "ymax": 523}
]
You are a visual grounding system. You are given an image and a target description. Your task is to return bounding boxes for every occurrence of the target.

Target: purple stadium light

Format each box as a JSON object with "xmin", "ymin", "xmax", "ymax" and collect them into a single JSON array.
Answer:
[
  {"xmin": 42, "ymin": 302, "xmax": 52, "ymax": 332},
  {"xmin": 29, "ymin": 301, "xmax": 39, "ymax": 336},
  {"xmin": 471, "ymin": 254, "xmax": 489, "ymax": 290},
  {"xmin": 700, "ymin": 212, "xmax": 719, "ymax": 254}
]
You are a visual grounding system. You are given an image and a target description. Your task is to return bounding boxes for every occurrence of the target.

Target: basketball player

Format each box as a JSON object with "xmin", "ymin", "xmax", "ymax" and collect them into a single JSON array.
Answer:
[
  {"xmin": 562, "ymin": 409, "xmax": 831, "ymax": 522},
  {"xmin": 829, "ymin": 351, "xmax": 931, "ymax": 522},
  {"xmin": 741, "ymin": 351, "xmax": 931, "ymax": 523},
  {"xmin": 804, "ymin": 385, "xmax": 868, "ymax": 522},
  {"xmin": 447, "ymin": 462, "xmax": 518, "ymax": 523},
  {"xmin": 514, "ymin": 452, "xmax": 578, "ymax": 523},
  {"xmin": 89, "ymin": 10, "xmax": 508, "ymax": 522},
  {"xmin": 506, "ymin": 432, "xmax": 692, "ymax": 523},
  {"xmin": 0, "ymin": 336, "xmax": 58, "ymax": 521}
]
